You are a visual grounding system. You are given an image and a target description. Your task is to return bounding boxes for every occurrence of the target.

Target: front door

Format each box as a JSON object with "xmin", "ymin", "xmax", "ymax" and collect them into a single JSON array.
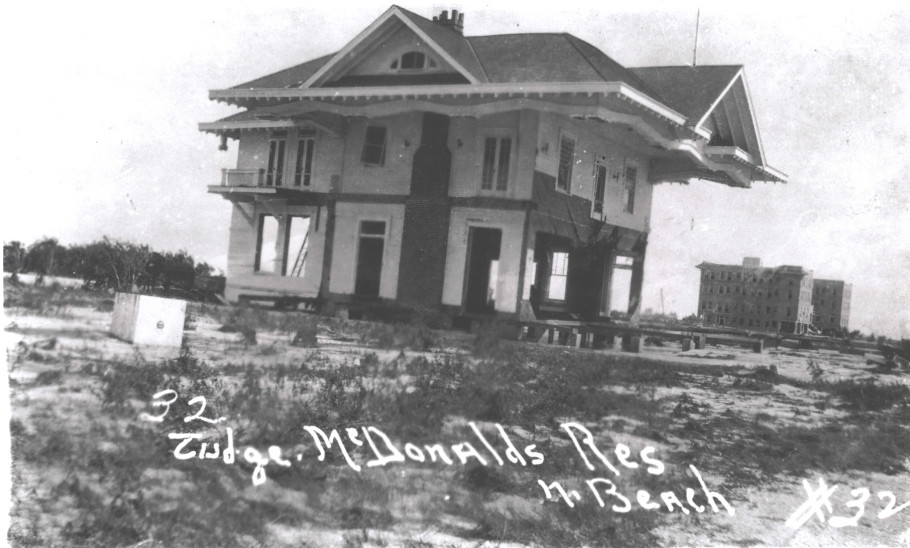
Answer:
[
  {"xmin": 355, "ymin": 221, "xmax": 386, "ymax": 297},
  {"xmin": 464, "ymin": 227, "xmax": 501, "ymax": 313}
]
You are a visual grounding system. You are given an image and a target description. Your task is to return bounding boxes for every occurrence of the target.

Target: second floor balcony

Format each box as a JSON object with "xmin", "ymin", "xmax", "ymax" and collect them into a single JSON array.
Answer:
[{"xmin": 210, "ymin": 167, "xmax": 319, "ymax": 199}]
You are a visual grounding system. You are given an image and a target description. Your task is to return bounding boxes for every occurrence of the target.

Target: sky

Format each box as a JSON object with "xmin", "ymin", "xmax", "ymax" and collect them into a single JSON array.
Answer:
[{"xmin": 2, "ymin": 1, "xmax": 908, "ymax": 338}]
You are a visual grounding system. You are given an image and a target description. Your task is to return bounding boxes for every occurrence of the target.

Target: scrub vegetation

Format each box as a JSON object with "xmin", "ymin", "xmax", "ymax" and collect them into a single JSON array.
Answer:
[{"xmin": 7, "ymin": 282, "xmax": 910, "ymax": 547}]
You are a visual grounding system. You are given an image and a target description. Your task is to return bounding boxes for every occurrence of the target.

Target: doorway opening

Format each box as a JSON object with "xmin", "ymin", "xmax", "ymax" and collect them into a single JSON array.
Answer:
[
  {"xmin": 464, "ymin": 227, "xmax": 502, "ymax": 313},
  {"xmin": 355, "ymin": 220, "xmax": 386, "ymax": 297},
  {"xmin": 609, "ymin": 255, "xmax": 634, "ymax": 318}
]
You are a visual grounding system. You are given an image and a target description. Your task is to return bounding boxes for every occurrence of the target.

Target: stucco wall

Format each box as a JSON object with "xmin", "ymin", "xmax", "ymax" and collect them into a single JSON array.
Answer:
[
  {"xmin": 442, "ymin": 207, "xmax": 527, "ymax": 313},
  {"xmin": 236, "ymin": 128, "xmax": 342, "ymax": 193},
  {"xmin": 447, "ymin": 110, "xmax": 537, "ymax": 200},
  {"xmin": 340, "ymin": 113, "xmax": 422, "ymax": 195},
  {"xmin": 329, "ymin": 202, "xmax": 404, "ymax": 299},
  {"xmin": 345, "ymin": 25, "xmax": 455, "ymax": 76},
  {"xmin": 535, "ymin": 112, "xmax": 653, "ymax": 232},
  {"xmin": 224, "ymin": 202, "xmax": 327, "ymax": 301}
]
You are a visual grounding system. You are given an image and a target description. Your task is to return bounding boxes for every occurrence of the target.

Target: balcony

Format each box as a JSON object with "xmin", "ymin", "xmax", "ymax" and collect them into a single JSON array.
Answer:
[
  {"xmin": 221, "ymin": 168, "xmax": 266, "ymax": 187},
  {"xmin": 209, "ymin": 168, "xmax": 324, "ymax": 203}
]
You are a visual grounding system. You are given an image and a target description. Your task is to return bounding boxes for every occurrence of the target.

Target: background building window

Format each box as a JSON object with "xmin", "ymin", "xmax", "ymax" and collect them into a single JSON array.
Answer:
[
  {"xmin": 361, "ymin": 126, "xmax": 387, "ymax": 166},
  {"xmin": 481, "ymin": 136, "xmax": 512, "ymax": 191}
]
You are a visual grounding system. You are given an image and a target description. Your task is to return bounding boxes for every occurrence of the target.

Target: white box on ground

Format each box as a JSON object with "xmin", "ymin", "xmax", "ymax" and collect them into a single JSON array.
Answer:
[{"xmin": 111, "ymin": 293, "xmax": 186, "ymax": 347}]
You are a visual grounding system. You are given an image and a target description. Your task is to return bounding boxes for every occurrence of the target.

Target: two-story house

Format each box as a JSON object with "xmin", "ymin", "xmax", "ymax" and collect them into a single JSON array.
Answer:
[{"xmin": 200, "ymin": 6, "xmax": 786, "ymax": 321}]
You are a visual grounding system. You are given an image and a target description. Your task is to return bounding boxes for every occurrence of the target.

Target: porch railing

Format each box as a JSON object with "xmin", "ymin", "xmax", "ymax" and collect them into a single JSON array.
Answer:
[{"xmin": 221, "ymin": 168, "xmax": 266, "ymax": 187}]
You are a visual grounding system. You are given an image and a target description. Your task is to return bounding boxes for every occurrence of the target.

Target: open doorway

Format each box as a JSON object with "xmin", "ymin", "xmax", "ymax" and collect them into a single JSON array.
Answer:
[
  {"xmin": 464, "ymin": 227, "xmax": 502, "ymax": 313},
  {"xmin": 355, "ymin": 221, "xmax": 386, "ymax": 297},
  {"xmin": 609, "ymin": 255, "xmax": 634, "ymax": 317}
]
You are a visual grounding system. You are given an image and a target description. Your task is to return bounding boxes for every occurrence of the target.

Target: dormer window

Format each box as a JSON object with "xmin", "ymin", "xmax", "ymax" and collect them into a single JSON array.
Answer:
[{"xmin": 390, "ymin": 51, "xmax": 438, "ymax": 71}]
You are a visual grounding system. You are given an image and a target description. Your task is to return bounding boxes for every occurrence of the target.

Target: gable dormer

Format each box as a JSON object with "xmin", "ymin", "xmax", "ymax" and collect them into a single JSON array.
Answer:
[
  {"xmin": 302, "ymin": 6, "xmax": 482, "ymax": 88},
  {"xmin": 322, "ymin": 24, "xmax": 470, "ymax": 87},
  {"xmin": 699, "ymin": 72, "xmax": 766, "ymax": 166}
]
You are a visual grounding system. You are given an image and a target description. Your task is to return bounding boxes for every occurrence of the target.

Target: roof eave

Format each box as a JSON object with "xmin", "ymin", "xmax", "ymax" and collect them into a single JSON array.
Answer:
[{"xmin": 208, "ymin": 81, "xmax": 692, "ymax": 128}]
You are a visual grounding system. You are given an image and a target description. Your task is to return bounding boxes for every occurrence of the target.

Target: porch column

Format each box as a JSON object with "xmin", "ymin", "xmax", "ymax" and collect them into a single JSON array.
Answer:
[{"xmin": 627, "ymin": 249, "xmax": 646, "ymax": 323}]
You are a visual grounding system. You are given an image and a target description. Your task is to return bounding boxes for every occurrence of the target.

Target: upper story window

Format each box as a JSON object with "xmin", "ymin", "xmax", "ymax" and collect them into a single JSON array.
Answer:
[
  {"xmin": 481, "ymin": 136, "xmax": 512, "ymax": 191},
  {"xmin": 267, "ymin": 131, "xmax": 288, "ymax": 186},
  {"xmin": 361, "ymin": 125, "xmax": 387, "ymax": 166},
  {"xmin": 593, "ymin": 160, "xmax": 608, "ymax": 214},
  {"xmin": 390, "ymin": 51, "xmax": 438, "ymax": 71},
  {"xmin": 622, "ymin": 161, "xmax": 638, "ymax": 214},
  {"xmin": 294, "ymin": 134, "xmax": 315, "ymax": 187},
  {"xmin": 556, "ymin": 134, "xmax": 576, "ymax": 192}
]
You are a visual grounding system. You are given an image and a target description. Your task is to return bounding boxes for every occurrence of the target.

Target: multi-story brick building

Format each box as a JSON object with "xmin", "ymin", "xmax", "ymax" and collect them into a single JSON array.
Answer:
[
  {"xmin": 811, "ymin": 279, "xmax": 852, "ymax": 333},
  {"xmin": 200, "ymin": 6, "xmax": 785, "ymax": 320},
  {"xmin": 696, "ymin": 257, "xmax": 813, "ymax": 334}
]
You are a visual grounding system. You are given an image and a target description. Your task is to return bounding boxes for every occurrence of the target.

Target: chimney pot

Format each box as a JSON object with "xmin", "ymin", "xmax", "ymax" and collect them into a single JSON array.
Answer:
[{"xmin": 434, "ymin": 8, "xmax": 464, "ymax": 34}]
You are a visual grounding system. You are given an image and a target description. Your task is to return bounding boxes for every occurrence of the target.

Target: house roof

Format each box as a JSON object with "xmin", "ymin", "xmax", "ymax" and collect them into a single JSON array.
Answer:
[
  {"xmin": 207, "ymin": 6, "xmax": 786, "ymax": 186},
  {"xmin": 393, "ymin": 6, "xmax": 488, "ymax": 82},
  {"xmin": 696, "ymin": 261, "xmax": 811, "ymax": 277},
  {"xmin": 630, "ymin": 65, "xmax": 742, "ymax": 122},
  {"xmin": 233, "ymin": 53, "xmax": 336, "ymax": 90},
  {"xmin": 231, "ymin": 7, "xmax": 662, "ymax": 99}
]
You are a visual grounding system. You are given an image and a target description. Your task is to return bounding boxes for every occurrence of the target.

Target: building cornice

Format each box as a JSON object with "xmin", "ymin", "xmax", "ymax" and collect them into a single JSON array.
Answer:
[{"xmin": 209, "ymin": 82, "xmax": 698, "ymax": 133}]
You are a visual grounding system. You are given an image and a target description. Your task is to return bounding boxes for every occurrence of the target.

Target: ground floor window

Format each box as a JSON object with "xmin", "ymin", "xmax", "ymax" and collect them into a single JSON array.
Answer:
[
  {"xmin": 547, "ymin": 251, "xmax": 569, "ymax": 301},
  {"xmin": 255, "ymin": 214, "xmax": 312, "ymax": 277},
  {"xmin": 284, "ymin": 216, "xmax": 311, "ymax": 277},
  {"xmin": 255, "ymin": 215, "xmax": 281, "ymax": 273}
]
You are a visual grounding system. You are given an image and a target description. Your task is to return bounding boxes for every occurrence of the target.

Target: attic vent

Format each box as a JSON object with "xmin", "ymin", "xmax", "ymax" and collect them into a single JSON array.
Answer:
[{"xmin": 432, "ymin": 9, "xmax": 464, "ymax": 35}]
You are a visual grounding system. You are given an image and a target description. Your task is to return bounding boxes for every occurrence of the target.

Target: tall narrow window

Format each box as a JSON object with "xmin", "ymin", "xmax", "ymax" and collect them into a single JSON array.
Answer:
[
  {"xmin": 547, "ymin": 251, "xmax": 569, "ymax": 301},
  {"xmin": 294, "ymin": 137, "xmax": 315, "ymax": 187},
  {"xmin": 283, "ymin": 216, "xmax": 311, "ymax": 277},
  {"xmin": 254, "ymin": 215, "xmax": 280, "ymax": 273},
  {"xmin": 361, "ymin": 126, "xmax": 387, "ymax": 166},
  {"xmin": 355, "ymin": 221, "xmax": 386, "ymax": 297},
  {"xmin": 481, "ymin": 136, "xmax": 511, "ymax": 191},
  {"xmin": 622, "ymin": 163, "xmax": 637, "ymax": 213},
  {"xmin": 557, "ymin": 135, "xmax": 575, "ymax": 192},
  {"xmin": 593, "ymin": 163, "xmax": 607, "ymax": 214},
  {"xmin": 267, "ymin": 134, "xmax": 287, "ymax": 186}
]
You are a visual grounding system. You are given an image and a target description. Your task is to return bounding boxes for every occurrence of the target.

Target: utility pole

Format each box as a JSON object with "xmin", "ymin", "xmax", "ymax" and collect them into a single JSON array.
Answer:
[{"xmin": 693, "ymin": 9, "xmax": 700, "ymax": 67}]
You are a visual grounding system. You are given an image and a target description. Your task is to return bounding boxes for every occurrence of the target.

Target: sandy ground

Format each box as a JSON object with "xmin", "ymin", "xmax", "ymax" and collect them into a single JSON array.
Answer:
[{"xmin": 5, "ymin": 296, "xmax": 909, "ymax": 547}]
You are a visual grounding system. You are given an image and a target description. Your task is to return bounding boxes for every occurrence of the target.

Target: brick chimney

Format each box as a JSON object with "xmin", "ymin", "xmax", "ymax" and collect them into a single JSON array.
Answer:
[{"xmin": 432, "ymin": 8, "xmax": 464, "ymax": 34}]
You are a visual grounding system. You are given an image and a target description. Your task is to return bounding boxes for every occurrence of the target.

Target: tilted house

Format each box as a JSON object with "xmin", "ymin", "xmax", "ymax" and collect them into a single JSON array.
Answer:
[{"xmin": 201, "ymin": 6, "xmax": 786, "ymax": 320}]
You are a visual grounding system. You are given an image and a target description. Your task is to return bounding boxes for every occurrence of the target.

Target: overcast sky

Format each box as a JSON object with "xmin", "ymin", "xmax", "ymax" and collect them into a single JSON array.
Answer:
[{"xmin": 2, "ymin": 1, "xmax": 908, "ymax": 338}]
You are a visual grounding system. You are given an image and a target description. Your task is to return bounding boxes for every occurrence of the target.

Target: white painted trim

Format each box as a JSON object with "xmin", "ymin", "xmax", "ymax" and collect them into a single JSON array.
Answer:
[
  {"xmin": 301, "ymin": 7, "xmax": 399, "ymax": 88},
  {"xmin": 694, "ymin": 68, "xmax": 743, "ymax": 129},
  {"xmin": 394, "ymin": 9, "xmax": 482, "ymax": 85},
  {"xmin": 208, "ymin": 185, "xmax": 277, "ymax": 195},
  {"xmin": 210, "ymin": 81, "xmax": 693, "ymax": 128},
  {"xmin": 199, "ymin": 119, "xmax": 342, "ymax": 137},
  {"xmin": 736, "ymin": 71, "xmax": 769, "ymax": 166},
  {"xmin": 705, "ymin": 145, "xmax": 754, "ymax": 164},
  {"xmin": 300, "ymin": 6, "xmax": 481, "ymax": 88}
]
